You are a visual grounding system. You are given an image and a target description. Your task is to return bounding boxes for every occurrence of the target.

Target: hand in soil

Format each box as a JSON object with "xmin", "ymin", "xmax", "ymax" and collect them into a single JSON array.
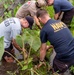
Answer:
[
  {"xmin": 37, "ymin": 61, "xmax": 46, "ymax": 68},
  {"xmin": 4, "ymin": 56, "xmax": 14, "ymax": 63}
]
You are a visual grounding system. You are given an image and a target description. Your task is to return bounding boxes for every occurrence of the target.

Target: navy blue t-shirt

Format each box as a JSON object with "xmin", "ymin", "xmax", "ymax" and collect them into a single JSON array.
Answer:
[
  {"xmin": 53, "ymin": 0, "xmax": 73, "ymax": 14},
  {"xmin": 40, "ymin": 19, "xmax": 74, "ymax": 62}
]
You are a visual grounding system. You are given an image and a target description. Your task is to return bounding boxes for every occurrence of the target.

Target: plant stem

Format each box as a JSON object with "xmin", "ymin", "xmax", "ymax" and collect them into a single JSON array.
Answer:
[
  {"xmin": 30, "ymin": 68, "xmax": 40, "ymax": 75},
  {"xmin": 28, "ymin": 38, "xmax": 33, "ymax": 58}
]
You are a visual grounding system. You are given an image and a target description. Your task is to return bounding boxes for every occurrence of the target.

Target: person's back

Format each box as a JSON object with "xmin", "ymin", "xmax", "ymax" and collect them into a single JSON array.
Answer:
[
  {"xmin": 46, "ymin": 0, "xmax": 74, "ymax": 28},
  {"xmin": 53, "ymin": 0, "xmax": 73, "ymax": 13},
  {"xmin": 36, "ymin": 9, "xmax": 74, "ymax": 74},
  {"xmin": 16, "ymin": 0, "xmax": 47, "ymax": 29},
  {"xmin": 41, "ymin": 19, "xmax": 74, "ymax": 62},
  {"xmin": 0, "ymin": 18, "xmax": 21, "ymax": 48},
  {"xmin": 16, "ymin": 1, "xmax": 37, "ymax": 18},
  {"xmin": 53, "ymin": 0, "xmax": 74, "ymax": 27}
]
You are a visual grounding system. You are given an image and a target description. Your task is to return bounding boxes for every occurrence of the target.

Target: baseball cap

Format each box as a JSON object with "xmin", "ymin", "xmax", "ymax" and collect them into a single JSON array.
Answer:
[{"xmin": 25, "ymin": 16, "xmax": 34, "ymax": 29}]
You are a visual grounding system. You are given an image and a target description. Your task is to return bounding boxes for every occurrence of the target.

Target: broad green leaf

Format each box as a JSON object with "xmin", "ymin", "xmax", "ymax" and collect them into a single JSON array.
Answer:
[
  {"xmin": 28, "ymin": 57, "xmax": 33, "ymax": 64},
  {"xmin": 22, "ymin": 65, "xmax": 28, "ymax": 70},
  {"xmin": 28, "ymin": 62, "xmax": 33, "ymax": 69},
  {"xmin": 0, "ymin": 37, "xmax": 4, "ymax": 61},
  {"xmin": 23, "ymin": 30, "xmax": 41, "ymax": 51},
  {"xmin": 4, "ymin": 4, "xmax": 8, "ymax": 9},
  {"xmin": 15, "ymin": 35, "xmax": 23, "ymax": 48},
  {"xmin": 28, "ymin": 35, "xmax": 41, "ymax": 51},
  {"xmin": 23, "ymin": 57, "xmax": 33, "ymax": 65},
  {"xmin": 15, "ymin": 29, "xmax": 41, "ymax": 51}
]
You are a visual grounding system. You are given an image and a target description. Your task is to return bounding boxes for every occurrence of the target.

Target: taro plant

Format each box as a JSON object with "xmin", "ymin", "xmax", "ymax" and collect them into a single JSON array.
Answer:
[
  {"xmin": 0, "ymin": 36, "xmax": 4, "ymax": 61},
  {"xmin": 14, "ymin": 28, "xmax": 57, "ymax": 75},
  {"xmin": 70, "ymin": 65, "xmax": 74, "ymax": 74},
  {"xmin": 14, "ymin": 29, "xmax": 41, "ymax": 75}
]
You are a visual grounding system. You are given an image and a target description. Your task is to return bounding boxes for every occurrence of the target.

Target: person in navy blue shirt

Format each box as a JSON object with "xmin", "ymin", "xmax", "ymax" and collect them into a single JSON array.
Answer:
[
  {"xmin": 45, "ymin": 0, "xmax": 74, "ymax": 28},
  {"xmin": 36, "ymin": 9, "xmax": 74, "ymax": 74}
]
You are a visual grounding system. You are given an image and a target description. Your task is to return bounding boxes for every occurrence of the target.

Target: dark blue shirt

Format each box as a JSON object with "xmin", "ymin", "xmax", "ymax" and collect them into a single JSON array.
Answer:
[
  {"xmin": 53, "ymin": 0, "xmax": 73, "ymax": 13},
  {"xmin": 40, "ymin": 19, "xmax": 74, "ymax": 62}
]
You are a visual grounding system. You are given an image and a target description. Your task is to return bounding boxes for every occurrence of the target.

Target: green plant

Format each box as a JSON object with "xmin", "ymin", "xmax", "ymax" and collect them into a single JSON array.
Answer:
[
  {"xmin": 12, "ymin": 29, "xmax": 41, "ymax": 75},
  {"xmin": 0, "ymin": 36, "xmax": 4, "ymax": 61},
  {"xmin": 0, "ymin": 0, "xmax": 74, "ymax": 75},
  {"xmin": 70, "ymin": 65, "xmax": 74, "ymax": 74}
]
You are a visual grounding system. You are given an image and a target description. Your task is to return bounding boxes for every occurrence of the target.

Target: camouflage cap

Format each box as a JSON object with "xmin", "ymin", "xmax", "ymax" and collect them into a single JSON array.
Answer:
[{"xmin": 37, "ymin": 0, "xmax": 46, "ymax": 7}]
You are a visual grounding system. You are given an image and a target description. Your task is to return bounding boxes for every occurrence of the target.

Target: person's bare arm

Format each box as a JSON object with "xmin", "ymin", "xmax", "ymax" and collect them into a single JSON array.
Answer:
[
  {"xmin": 40, "ymin": 43, "xmax": 47, "ymax": 61},
  {"xmin": 37, "ymin": 44, "xmax": 53, "ymax": 68},
  {"xmin": 33, "ymin": 16, "xmax": 42, "ymax": 29},
  {"xmin": 12, "ymin": 39, "xmax": 22, "ymax": 51},
  {"xmin": 40, "ymin": 44, "xmax": 54, "ymax": 61},
  {"xmin": 54, "ymin": 12, "xmax": 61, "ymax": 20},
  {"xmin": 37, "ymin": 43, "xmax": 47, "ymax": 68}
]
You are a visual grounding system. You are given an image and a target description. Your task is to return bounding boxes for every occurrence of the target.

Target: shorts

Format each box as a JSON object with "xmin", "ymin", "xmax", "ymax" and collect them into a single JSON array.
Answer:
[
  {"xmin": 53, "ymin": 57, "xmax": 74, "ymax": 74},
  {"xmin": 2, "ymin": 44, "xmax": 14, "ymax": 60},
  {"xmin": 61, "ymin": 8, "xmax": 74, "ymax": 27}
]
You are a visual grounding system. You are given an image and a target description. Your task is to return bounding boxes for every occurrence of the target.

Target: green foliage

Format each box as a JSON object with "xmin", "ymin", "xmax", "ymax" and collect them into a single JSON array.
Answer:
[
  {"xmin": 0, "ymin": 0, "xmax": 22, "ymax": 20},
  {"xmin": 69, "ymin": 0, "xmax": 74, "ymax": 5},
  {"xmin": 21, "ymin": 57, "xmax": 33, "ymax": 70},
  {"xmin": 70, "ymin": 17, "xmax": 74, "ymax": 36},
  {"xmin": 16, "ymin": 35, "xmax": 23, "ymax": 48},
  {"xmin": 0, "ymin": 37, "xmax": 4, "ymax": 61},
  {"xmin": 16, "ymin": 29, "xmax": 41, "ymax": 51},
  {"xmin": 14, "ymin": 3, "xmax": 22, "ymax": 16},
  {"xmin": 4, "ymin": 11, "xmax": 12, "ymax": 18},
  {"xmin": 46, "ymin": 6, "xmax": 54, "ymax": 18},
  {"xmin": 70, "ymin": 65, "xmax": 74, "ymax": 74},
  {"xmin": 0, "ymin": 0, "xmax": 74, "ymax": 75}
]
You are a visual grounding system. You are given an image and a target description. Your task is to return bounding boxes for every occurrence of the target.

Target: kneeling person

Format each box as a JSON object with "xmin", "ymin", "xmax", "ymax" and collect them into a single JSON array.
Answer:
[
  {"xmin": 0, "ymin": 16, "xmax": 34, "ymax": 63},
  {"xmin": 36, "ymin": 9, "xmax": 74, "ymax": 74}
]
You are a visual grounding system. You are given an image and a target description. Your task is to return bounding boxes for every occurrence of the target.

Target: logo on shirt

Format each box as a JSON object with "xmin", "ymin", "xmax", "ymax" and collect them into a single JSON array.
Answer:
[
  {"xmin": 4, "ymin": 18, "xmax": 15, "ymax": 27},
  {"xmin": 50, "ymin": 22, "xmax": 67, "ymax": 32}
]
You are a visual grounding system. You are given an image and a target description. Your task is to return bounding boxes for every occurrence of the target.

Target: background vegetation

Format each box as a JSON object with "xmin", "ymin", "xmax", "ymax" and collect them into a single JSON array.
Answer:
[{"xmin": 0, "ymin": 0, "xmax": 74, "ymax": 75}]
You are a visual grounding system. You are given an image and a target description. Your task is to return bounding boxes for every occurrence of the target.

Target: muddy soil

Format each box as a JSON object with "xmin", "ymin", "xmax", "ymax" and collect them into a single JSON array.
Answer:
[{"xmin": 0, "ymin": 61, "xmax": 18, "ymax": 75}]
